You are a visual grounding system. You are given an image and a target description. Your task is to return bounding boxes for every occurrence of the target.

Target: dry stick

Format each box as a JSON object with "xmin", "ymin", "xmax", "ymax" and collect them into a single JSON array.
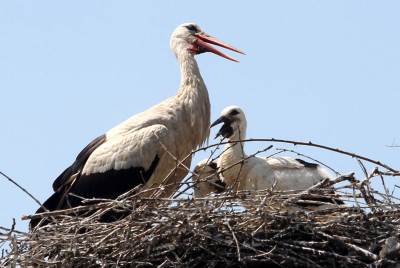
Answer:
[
  {"xmin": 5, "ymin": 138, "xmax": 400, "ymax": 266},
  {"xmin": 374, "ymin": 169, "xmax": 394, "ymax": 206},
  {"xmin": 387, "ymin": 145, "xmax": 400, "ymax": 148},
  {"xmin": 221, "ymin": 141, "xmax": 248, "ymax": 210},
  {"xmin": 153, "ymin": 137, "xmax": 227, "ymax": 199},
  {"xmin": 174, "ymin": 138, "xmax": 225, "ymax": 199},
  {"xmin": 357, "ymin": 160, "xmax": 378, "ymax": 207},
  {"xmin": 0, "ymin": 171, "xmax": 59, "ymax": 230},
  {"xmin": 357, "ymin": 159, "xmax": 369, "ymax": 179},
  {"xmin": 375, "ymin": 170, "xmax": 400, "ymax": 177},
  {"xmin": 193, "ymin": 138, "xmax": 399, "ymax": 173},
  {"xmin": 231, "ymin": 129, "xmax": 247, "ymax": 193},
  {"xmin": 316, "ymin": 231, "xmax": 377, "ymax": 261},
  {"xmin": 0, "ymin": 226, "xmax": 27, "ymax": 235},
  {"xmin": 218, "ymin": 145, "xmax": 274, "ymax": 183},
  {"xmin": 155, "ymin": 139, "xmax": 193, "ymax": 196},
  {"xmin": 177, "ymin": 143, "xmax": 274, "ymax": 200},
  {"xmin": 279, "ymin": 172, "xmax": 357, "ymax": 207},
  {"xmin": 351, "ymin": 183, "xmax": 361, "ymax": 210},
  {"xmin": 0, "ymin": 171, "xmax": 42, "ymax": 207},
  {"xmin": 199, "ymin": 229, "xmax": 269, "ymax": 259},
  {"xmin": 216, "ymin": 145, "xmax": 274, "ymax": 210},
  {"xmin": 345, "ymin": 243, "xmax": 378, "ymax": 261},
  {"xmin": 5, "ymin": 196, "xmax": 400, "ymax": 264},
  {"xmin": 172, "ymin": 138, "xmax": 234, "ymax": 197},
  {"xmin": 24, "ymin": 189, "xmax": 239, "ymax": 221},
  {"xmin": 263, "ymin": 149, "xmax": 287, "ymax": 159},
  {"xmin": 226, "ymin": 220, "xmax": 241, "ymax": 262},
  {"xmin": 170, "ymin": 137, "xmax": 396, "ymax": 200},
  {"xmin": 275, "ymin": 148, "xmax": 341, "ymax": 176},
  {"xmin": 203, "ymin": 137, "xmax": 232, "ymax": 163},
  {"xmin": 270, "ymin": 239, "xmax": 364, "ymax": 265},
  {"xmin": 281, "ymin": 178, "xmax": 331, "ymax": 207},
  {"xmin": 22, "ymin": 201, "xmax": 115, "ymax": 221},
  {"xmin": 372, "ymin": 189, "xmax": 400, "ymax": 201}
]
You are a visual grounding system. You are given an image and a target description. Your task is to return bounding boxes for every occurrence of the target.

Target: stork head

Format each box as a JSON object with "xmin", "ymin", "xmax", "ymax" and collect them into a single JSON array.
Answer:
[
  {"xmin": 210, "ymin": 105, "xmax": 247, "ymax": 140},
  {"xmin": 193, "ymin": 159, "xmax": 225, "ymax": 198},
  {"xmin": 170, "ymin": 22, "xmax": 244, "ymax": 62}
]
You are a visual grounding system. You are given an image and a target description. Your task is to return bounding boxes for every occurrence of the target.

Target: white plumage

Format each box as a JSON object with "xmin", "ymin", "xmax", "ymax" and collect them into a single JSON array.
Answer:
[
  {"xmin": 210, "ymin": 106, "xmax": 331, "ymax": 192},
  {"xmin": 31, "ymin": 23, "xmax": 243, "ymax": 228}
]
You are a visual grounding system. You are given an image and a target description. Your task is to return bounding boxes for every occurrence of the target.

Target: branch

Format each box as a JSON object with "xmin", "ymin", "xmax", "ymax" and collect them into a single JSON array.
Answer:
[
  {"xmin": 0, "ymin": 170, "xmax": 42, "ymax": 207},
  {"xmin": 194, "ymin": 138, "xmax": 398, "ymax": 173}
]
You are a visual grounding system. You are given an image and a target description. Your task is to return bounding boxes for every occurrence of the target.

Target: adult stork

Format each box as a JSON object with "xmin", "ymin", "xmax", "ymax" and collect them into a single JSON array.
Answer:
[
  {"xmin": 30, "ymin": 23, "xmax": 243, "ymax": 228},
  {"xmin": 210, "ymin": 106, "xmax": 334, "ymax": 192}
]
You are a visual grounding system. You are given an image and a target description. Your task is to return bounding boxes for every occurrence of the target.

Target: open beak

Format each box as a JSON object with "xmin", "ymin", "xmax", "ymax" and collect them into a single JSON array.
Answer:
[
  {"xmin": 194, "ymin": 33, "xmax": 244, "ymax": 62},
  {"xmin": 210, "ymin": 116, "xmax": 233, "ymax": 139},
  {"xmin": 210, "ymin": 116, "xmax": 227, "ymax": 128}
]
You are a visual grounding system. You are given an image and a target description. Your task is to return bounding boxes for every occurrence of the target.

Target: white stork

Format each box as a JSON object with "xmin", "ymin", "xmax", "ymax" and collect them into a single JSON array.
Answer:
[
  {"xmin": 192, "ymin": 159, "xmax": 225, "ymax": 198},
  {"xmin": 31, "ymin": 23, "xmax": 243, "ymax": 228},
  {"xmin": 210, "ymin": 106, "xmax": 333, "ymax": 192}
]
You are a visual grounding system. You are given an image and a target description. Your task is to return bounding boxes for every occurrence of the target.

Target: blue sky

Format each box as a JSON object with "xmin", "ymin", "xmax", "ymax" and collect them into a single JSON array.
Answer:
[{"xmin": 1, "ymin": 1, "xmax": 399, "ymax": 231}]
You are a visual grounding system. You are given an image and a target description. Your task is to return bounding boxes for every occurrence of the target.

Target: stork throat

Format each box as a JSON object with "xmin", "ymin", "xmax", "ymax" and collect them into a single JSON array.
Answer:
[{"xmin": 217, "ymin": 123, "xmax": 234, "ymax": 139}]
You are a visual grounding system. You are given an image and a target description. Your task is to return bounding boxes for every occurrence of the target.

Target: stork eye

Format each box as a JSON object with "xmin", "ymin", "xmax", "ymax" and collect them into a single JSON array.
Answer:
[
  {"xmin": 185, "ymin": 25, "xmax": 198, "ymax": 32},
  {"xmin": 229, "ymin": 110, "xmax": 239, "ymax": 116}
]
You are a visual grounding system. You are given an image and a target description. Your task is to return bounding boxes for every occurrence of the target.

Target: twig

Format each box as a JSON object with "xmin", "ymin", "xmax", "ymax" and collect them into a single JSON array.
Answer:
[
  {"xmin": 275, "ymin": 148, "xmax": 341, "ymax": 176},
  {"xmin": 0, "ymin": 170, "xmax": 42, "ymax": 207},
  {"xmin": 226, "ymin": 220, "xmax": 241, "ymax": 262},
  {"xmin": 193, "ymin": 138, "xmax": 399, "ymax": 173}
]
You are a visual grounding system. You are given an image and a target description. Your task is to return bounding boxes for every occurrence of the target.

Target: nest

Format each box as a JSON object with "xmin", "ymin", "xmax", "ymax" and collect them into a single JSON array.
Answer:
[{"xmin": 1, "ymin": 139, "xmax": 400, "ymax": 267}]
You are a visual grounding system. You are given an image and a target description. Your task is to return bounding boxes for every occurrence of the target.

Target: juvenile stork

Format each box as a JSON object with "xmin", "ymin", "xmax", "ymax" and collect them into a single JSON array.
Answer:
[
  {"xmin": 210, "ymin": 106, "xmax": 332, "ymax": 192},
  {"xmin": 192, "ymin": 159, "xmax": 225, "ymax": 198},
  {"xmin": 31, "ymin": 23, "xmax": 243, "ymax": 228}
]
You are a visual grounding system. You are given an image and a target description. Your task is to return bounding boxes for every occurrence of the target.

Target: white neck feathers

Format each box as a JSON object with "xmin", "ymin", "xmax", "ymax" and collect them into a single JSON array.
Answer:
[
  {"xmin": 226, "ymin": 120, "xmax": 247, "ymax": 156},
  {"xmin": 176, "ymin": 51, "xmax": 204, "ymax": 90},
  {"xmin": 175, "ymin": 50, "xmax": 210, "ymax": 148}
]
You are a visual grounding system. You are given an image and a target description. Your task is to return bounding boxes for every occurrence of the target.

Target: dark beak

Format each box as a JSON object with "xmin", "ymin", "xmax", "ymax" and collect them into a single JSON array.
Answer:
[
  {"xmin": 210, "ymin": 116, "xmax": 227, "ymax": 128},
  {"xmin": 210, "ymin": 116, "xmax": 233, "ymax": 139},
  {"xmin": 193, "ymin": 33, "xmax": 245, "ymax": 62}
]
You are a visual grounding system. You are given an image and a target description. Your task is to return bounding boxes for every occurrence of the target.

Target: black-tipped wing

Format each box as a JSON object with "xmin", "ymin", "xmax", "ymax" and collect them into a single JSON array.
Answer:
[
  {"xmin": 31, "ymin": 125, "xmax": 169, "ymax": 229},
  {"xmin": 30, "ymin": 155, "xmax": 159, "ymax": 229},
  {"xmin": 62, "ymin": 155, "xmax": 159, "ymax": 207},
  {"xmin": 52, "ymin": 134, "xmax": 106, "ymax": 192},
  {"xmin": 294, "ymin": 158, "xmax": 319, "ymax": 169},
  {"xmin": 39, "ymin": 125, "xmax": 169, "ymax": 211}
]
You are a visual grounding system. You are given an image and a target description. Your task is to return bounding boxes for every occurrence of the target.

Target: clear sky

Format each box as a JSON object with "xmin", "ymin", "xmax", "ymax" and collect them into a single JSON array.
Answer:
[{"xmin": 1, "ymin": 1, "xmax": 399, "ymax": 231}]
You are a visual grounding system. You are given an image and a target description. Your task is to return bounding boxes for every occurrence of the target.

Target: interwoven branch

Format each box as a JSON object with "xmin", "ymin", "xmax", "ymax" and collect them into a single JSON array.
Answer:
[{"xmin": 1, "ymin": 138, "xmax": 399, "ymax": 267}]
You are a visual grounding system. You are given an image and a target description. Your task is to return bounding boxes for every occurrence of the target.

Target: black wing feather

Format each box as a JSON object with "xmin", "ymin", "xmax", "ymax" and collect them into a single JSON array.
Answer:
[
  {"xmin": 63, "ymin": 155, "xmax": 160, "ymax": 207},
  {"xmin": 295, "ymin": 158, "xmax": 319, "ymax": 169},
  {"xmin": 31, "ymin": 154, "xmax": 160, "ymax": 229},
  {"xmin": 293, "ymin": 159, "xmax": 344, "ymax": 205},
  {"xmin": 52, "ymin": 134, "xmax": 106, "ymax": 191}
]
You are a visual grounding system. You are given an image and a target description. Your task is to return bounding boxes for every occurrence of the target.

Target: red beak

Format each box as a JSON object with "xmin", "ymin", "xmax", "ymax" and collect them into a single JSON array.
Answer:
[{"xmin": 194, "ymin": 33, "xmax": 244, "ymax": 62}]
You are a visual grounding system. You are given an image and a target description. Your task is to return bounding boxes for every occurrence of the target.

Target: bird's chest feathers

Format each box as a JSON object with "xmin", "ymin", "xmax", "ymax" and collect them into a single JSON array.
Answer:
[
  {"xmin": 219, "ymin": 146, "xmax": 248, "ymax": 185},
  {"xmin": 178, "ymin": 85, "xmax": 210, "ymax": 148}
]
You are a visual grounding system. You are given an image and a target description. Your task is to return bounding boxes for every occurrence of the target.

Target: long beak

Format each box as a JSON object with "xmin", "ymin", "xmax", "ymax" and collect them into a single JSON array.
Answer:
[
  {"xmin": 210, "ymin": 116, "xmax": 226, "ymax": 128},
  {"xmin": 194, "ymin": 33, "xmax": 244, "ymax": 62},
  {"xmin": 210, "ymin": 116, "xmax": 233, "ymax": 139}
]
